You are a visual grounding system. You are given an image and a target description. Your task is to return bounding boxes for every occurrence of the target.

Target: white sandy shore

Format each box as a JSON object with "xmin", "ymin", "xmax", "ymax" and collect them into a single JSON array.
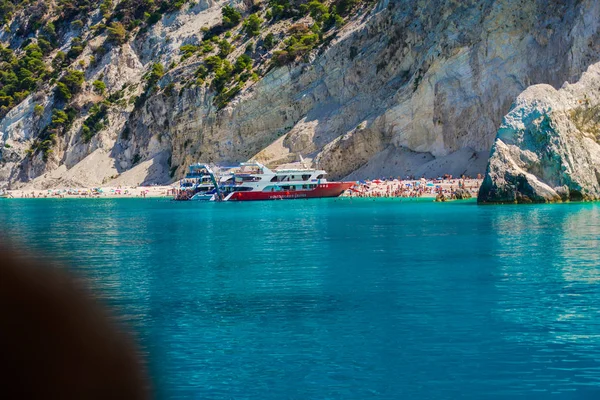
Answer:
[
  {"xmin": 4, "ymin": 185, "xmax": 176, "ymax": 199},
  {"xmin": 343, "ymin": 178, "xmax": 482, "ymax": 199},
  {"xmin": 2, "ymin": 179, "xmax": 483, "ymax": 200}
]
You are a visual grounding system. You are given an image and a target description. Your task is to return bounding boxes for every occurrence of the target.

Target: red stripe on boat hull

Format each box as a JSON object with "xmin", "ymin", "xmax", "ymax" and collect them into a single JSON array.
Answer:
[{"xmin": 226, "ymin": 182, "xmax": 354, "ymax": 201}]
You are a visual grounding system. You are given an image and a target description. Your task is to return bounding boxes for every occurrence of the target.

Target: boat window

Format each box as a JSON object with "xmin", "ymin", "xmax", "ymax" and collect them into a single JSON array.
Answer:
[
  {"xmin": 316, "ymin": 174, "xmax": 324, "ymax": 179},
  {"xmin": 270, "ymin": 176, "xmax": 278, "ymax": 182},
  {"xmin": 302, "ymin": 174, "xmax": 311, "ymax": 181}
]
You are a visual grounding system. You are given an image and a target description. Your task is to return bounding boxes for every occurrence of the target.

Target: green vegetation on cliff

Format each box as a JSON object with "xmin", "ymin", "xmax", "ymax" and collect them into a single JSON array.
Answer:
[{"xmin": 1, "ymin": 0, "xmax": 375, "ymax": 162}]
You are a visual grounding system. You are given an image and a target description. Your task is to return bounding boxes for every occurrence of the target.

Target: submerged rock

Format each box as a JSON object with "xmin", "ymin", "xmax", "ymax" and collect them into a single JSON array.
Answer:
[{"xmin": 478, "ymin": 63, "xmax": 600, "ymax": 204}]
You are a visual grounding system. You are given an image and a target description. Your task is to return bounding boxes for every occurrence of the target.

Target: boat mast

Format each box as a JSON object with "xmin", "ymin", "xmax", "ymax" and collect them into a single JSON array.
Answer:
[{"xmin": 205, "ymin": 165, "xmax": 223, "ymax": 201}]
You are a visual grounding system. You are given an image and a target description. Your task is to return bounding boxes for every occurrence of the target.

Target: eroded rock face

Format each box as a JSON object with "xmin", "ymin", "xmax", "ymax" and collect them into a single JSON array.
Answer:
[
  {"xmin": 478, "ymin": 63, "xmax": 600, "ymax": 204},
  {"xmin": 3, "ymin": 0, "xmax": 600, "ymax": 189},
  {"xmin": 117, "ymin": 0, "xmax": 600, "ymax": 182}
]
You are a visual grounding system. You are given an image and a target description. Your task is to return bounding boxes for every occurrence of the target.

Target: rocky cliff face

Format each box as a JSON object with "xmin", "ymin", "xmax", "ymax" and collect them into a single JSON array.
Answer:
[
  {"xmin": 478, "ymin": 62, "xmax": 600, "ymax": 204},
  {"xmin": 2, "ymin": 0, "xmax": 600, "ymax": 189}
]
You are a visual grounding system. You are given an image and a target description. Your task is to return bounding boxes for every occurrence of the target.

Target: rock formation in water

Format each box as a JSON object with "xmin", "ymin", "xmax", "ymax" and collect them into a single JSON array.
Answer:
[
  {"xmin": 452, "ymin": 188, "xmax": 472, "ymax": 200},
  {"xmin": 2, "ymin": 0, "xmax": 600, "ymax": 189},
  {"xmin": 478, "ymin": 62, "xmax": 600, "ymax": 204}
]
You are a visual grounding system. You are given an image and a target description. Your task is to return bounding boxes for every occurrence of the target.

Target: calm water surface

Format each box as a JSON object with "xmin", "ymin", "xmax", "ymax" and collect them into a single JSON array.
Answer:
[{"xmin": 1, "ymin": 198, "xmax": 600, "ymax": 399}]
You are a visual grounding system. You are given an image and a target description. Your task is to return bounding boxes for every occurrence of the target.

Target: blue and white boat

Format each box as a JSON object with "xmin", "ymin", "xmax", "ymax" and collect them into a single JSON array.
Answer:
[{"xmin": 176, "ymin": 164, "xmax": 226, "ymax": 201}]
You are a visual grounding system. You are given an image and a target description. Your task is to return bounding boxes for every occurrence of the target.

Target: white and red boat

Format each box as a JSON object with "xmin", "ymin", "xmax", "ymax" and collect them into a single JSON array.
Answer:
[{"xmin": 219, "ymin": 162, "xmax": 354, "ymax": 201}]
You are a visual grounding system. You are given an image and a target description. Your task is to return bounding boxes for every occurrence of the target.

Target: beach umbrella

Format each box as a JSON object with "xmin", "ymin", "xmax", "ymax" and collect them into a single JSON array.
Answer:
[{"xmin": 373, "ymin": 179, "xmax": 383, "ymax": 184}]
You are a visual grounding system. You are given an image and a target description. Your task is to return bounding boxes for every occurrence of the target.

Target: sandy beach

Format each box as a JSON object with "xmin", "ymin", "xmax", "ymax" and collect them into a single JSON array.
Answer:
[
  {"xmin": 343, "ymin": 178, "xmax": 482, "ymax": 199},
  {"xmin": 2, "ymin": 178, "xmax": 483, "ymax": 200},
  {"xmin": 3, "ymin": 185, "xmax": 177, "ymax": 199}
]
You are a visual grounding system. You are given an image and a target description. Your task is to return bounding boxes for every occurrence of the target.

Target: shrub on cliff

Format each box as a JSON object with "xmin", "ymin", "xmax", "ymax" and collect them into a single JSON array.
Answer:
[
  {"xmin": 308, "ymin": 1, "xmax": 328, "ymax": 22},
  {"xmin": 218, "ymin": 39, "xmax": 233, "ymax": 57},
  {"xmin": 263, "ymin": 32, "xmax": 277, "ymax": 50},
  {"xmin": 61, "ymin": 70, "xmax": 85, "ymax": 94},
  {"xmin": 148, "ymin": 63, "xmax": 164, "ymax": 84},
  {"xmin": 143, "ymin": 62, "xmax": 164, "ymax": 94},
  {"xmin": 34, "ymin": 104, "xmax": 44, "ymax": 117},
  {"xmin": 93, "ymin": 80, "xmax": 106, "ymax": 94},
  {"xmin": 66, "ymin": 37, "xmax": 85, "ymax": 61},
  {"xmin": 0, "ymin": 0, "xmax": 15, "ymax": 26},
  {"xmin": 100, "ymin": 0, "xmax": 113, "ymax": 19},
  {"xmin": 243, "ymin": 14, "xmax": 263, "ymax": 37},
  {"xmin": 180, "ymin": 44, "xmax": 199, "ymax": 60},
  {"xmin": 335, "ymin": 0, "xmax": 359, "ymax": 16},
  {"xmin": 52, "ymin": 51, "xmax": 66, "ymax": 70},
  {"xmin": 269, "ymin": 0, "xmax": 294, "ymax": 20},
  {"xmin": 234, "ymin": 54, "xmax": 253, "ymax": 74},
  {"xmin": 107, "ymin": 22, "xmax": 127, "ymax": 44},
  {"xmin": 211, "ymin": 60, "xmax": 233, "ymax": 93},
  {"xmin": 222, "ymin": 5, "xmax": 241, "ymax": 28},
  {"xmin": 204, "ymin": 56, "xmax": 223, "ymax": 72},
  {"xmin": 55, "ymin": 82, "xmax": 72, "ymax": 101},
  {"xmin": 195, "ymin": 65, "xmax": 208, "ymax": 80},
  {"xmin": 214, "ymin": 84, "xmax": 242, "ymax": 109},
  {"xmin": 0, "ymin": 43, "xmax": 49, "ymax": 117},
  {"xmin": 81, "ymin": 102, "xmax": 109, "ymax": 142},
  {"xmin": 201, "ymin": 42, "xmax": 214, "ymax": 54}
]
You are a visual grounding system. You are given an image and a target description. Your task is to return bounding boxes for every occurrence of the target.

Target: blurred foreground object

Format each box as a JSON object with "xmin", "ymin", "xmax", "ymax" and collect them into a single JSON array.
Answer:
[{"xmin": 0, "ymin": 248, "xmax": 149, "ymax": 399}]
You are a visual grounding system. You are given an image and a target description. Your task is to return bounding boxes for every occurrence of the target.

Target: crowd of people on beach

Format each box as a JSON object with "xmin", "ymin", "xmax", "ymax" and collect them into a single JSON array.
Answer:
[
  {"xmin": 344, "ymin": 174, "xmax": 482, "ymax": 200},
  {"xmin": 8, "ymin": 186, "xmax": 176, "ymax": 199},
  {"xmin": 3, "ymin": 175, "xmax": 483, "ymax": 201}
]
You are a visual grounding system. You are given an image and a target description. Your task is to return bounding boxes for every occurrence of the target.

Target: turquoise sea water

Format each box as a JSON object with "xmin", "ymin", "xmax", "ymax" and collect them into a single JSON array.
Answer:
[{"xmin": 1, "ymin": 198, "xmax": 600, "ymax": 399}]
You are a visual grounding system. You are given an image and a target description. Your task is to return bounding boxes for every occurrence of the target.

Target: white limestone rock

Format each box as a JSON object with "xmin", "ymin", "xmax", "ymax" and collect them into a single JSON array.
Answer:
[
  {"xmin": 5, "ymin": 0, "xmax": 600, "ymax": 188},
  {"xmin": 478, "ymin": 62, "xmax": 600, "ymax": 203}
]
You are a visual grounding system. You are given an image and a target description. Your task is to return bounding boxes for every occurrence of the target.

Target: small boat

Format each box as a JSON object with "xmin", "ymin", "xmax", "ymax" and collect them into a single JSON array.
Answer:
[
  {"xmin": 175, "ymin": 164, "xmax": 226, "ymax": 201},
  {"xmin": 189, "ymin": 191, "xmax": 214, "ymax": 201}
]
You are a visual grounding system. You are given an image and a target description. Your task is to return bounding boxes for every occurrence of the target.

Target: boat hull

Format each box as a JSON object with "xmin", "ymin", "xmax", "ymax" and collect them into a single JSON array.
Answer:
[
  {"xmin": 225, "ymin": 182, "xmax": 354, "ymax": 201},
  {"xmin": 190, "ymin": 193, "xmax": 216, "ymax": 201}
]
